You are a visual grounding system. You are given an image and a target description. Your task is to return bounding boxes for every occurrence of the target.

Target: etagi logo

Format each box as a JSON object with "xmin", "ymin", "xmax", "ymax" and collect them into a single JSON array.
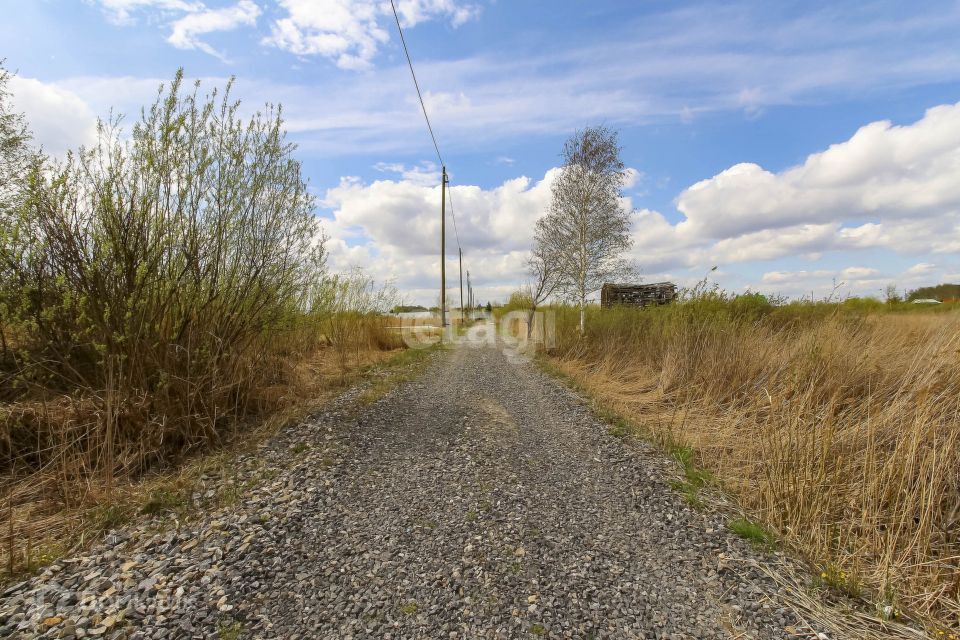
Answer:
[{"xmin": 397, "ymin": 311, "xmax": 556, "ymax": 356}]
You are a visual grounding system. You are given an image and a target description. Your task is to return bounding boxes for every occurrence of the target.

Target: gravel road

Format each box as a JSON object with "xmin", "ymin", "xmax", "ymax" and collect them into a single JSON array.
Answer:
[{"xmin": 1, "ymin": 325, "xmax": 830, "ymax": 639}]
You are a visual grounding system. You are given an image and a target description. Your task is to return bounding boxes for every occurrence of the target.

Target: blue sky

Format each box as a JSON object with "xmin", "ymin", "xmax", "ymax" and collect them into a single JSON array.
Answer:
[{"xmin": 3, "ymin": 0, "xmax": 960, "ymax": 305}]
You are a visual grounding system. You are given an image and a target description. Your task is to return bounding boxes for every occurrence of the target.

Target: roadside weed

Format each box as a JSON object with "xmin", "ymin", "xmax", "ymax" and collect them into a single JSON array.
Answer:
[{"xmin": 728, "ymin": 517, "xmax": 775, "ymax": 549}]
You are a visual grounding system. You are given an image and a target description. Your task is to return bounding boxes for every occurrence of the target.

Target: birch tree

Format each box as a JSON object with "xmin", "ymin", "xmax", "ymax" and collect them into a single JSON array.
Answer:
[{"xmin": 534, "ymin": 126, "xmax": 634, "ymax": 333}]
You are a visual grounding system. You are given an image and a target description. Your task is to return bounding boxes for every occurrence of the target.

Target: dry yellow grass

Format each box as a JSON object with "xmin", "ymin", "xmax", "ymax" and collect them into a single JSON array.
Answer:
[
  {"xmin": 549, "ymin": 304, "xmax": 960, "ymax": 630},
  {"xmin": 0, "ymin": 337, "xmax": 403, "ymax": 580}
]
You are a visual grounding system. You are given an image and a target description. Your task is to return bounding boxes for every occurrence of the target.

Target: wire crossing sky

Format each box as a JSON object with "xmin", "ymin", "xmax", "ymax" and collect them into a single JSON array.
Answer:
[
  {"xmin": 4, "ymin": 1, "xmax": 960, "ymax": 305},
  {"xmin": 388, "ymin": 0, "xmax": 463, "ymax": 256}
]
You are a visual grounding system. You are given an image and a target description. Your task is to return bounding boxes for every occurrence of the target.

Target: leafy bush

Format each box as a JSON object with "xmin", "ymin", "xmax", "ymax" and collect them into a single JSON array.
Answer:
[
  {"xmin": 0, "ymin": 67, "xmax": 412, "ymax": 578},
  {"xmin": 1, "ymin": 70, "xmax": 326, "ymax": 473}
]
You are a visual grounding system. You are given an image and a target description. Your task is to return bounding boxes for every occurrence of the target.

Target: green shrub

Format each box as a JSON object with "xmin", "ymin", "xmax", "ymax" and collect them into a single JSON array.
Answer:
[{"xmin": 0, "ymin": 69, "xmax": 326, "ymax": 472}]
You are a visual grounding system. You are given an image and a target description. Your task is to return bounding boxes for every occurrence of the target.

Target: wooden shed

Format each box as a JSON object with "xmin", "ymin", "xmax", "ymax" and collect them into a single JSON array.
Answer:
[{"xmin": 600, "ymin": 282, "xmax": 677, "ymax": 309}]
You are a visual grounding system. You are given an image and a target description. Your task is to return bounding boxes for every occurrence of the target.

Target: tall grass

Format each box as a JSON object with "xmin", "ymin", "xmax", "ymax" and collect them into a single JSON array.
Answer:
[{"xmin": 550, "ymin": 295, "xmax": 960, "ymax": 627}]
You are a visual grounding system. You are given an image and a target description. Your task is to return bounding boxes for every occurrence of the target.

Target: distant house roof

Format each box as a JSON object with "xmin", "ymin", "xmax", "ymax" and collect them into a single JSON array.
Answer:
[{"xmin": 911, "ymin": 298, "xmax": 941, "ymax": 304}]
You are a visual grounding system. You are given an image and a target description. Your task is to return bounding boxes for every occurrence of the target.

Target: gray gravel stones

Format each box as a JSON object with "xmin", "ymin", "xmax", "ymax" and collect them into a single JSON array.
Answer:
[{"xmin": 2, "ymin": 334, "xmax": 836, "ymax": 638}]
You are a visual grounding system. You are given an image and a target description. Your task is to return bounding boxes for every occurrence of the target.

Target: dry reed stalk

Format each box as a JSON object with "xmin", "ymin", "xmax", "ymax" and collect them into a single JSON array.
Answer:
[
  {"xmin": 552, "ymin": 310, "xmax": 960, "ymax": 631},
  {"xmin": 0, "ymin": 335, "xmax": 403, "ymax": 581}
]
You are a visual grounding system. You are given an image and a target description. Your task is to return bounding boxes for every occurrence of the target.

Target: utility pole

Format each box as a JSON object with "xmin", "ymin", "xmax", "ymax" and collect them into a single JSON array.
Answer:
[
  {"xmin": 440, "ymin": 166, "xmax": 447, "ymax": 331},
  {"xmin": 459, "ymin": 248, "xmax": 464, "ymax": 326}
]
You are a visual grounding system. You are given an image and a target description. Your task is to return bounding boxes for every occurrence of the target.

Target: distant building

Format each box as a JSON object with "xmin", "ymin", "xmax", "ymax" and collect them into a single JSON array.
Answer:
[
  {"xmin": 911, "ymin": 298, "xmax": 941, "ymax": 304},
  {"xmin": 601, "ymin": 282, "xmax": 677, "ymax": 308}
]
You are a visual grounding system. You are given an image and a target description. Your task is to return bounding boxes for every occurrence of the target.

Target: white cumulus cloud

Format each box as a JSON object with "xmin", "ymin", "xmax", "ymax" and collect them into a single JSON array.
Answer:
[
  {"xmin": 840, "ymin": 266, "xmax": 880, "ymax": 280},
  {"xmin": 320, "ymin": 167, "xmax": 559, "ymax": 303},
  {"xmin": 674, "ymin": 102, "xmax": 960, "ymax": 242},
  {"xmin": 8, "ymin": 77, "xmax": 98, "ymax": 157},
  {"xmin": 94, "ymin": 0, "xmax": 260, "ymax": 60},
  {"xmin": 609, "ymin": 101, "xmax": 960, "ymax": 290},
  {"xmin": 263, "ymin": 0, "xmax": 480, "ymax": 69},
  {"xmin": 168, "ymin": 0, "xmax": 261, "ymax": 59}
]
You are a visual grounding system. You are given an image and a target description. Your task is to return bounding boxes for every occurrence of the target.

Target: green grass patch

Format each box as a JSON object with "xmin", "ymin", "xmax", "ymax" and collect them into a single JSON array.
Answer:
[
  {"xmin": 666, "ymin": 444, "xmax": 714, "ymax": 508},
  {"xmin": 91, "ymin": 503, "xmax": 135, "ymax": 532},
  {"xmin": 669, "ymin": 479, "xmax": 704, "ymax": 508},
  {"xmin": 399, "ymin": 601, "xmax": 419, "ymax": 616},
  {"xmin": 217, "ymin": 483, "xmax": 242, "ymax": 508},
  {"xmin": 22, "ymin": 541, "xmax": 65, "ymax": 575},
  {"xmin": 529, "ymin": 623, "xmax": 546, "ymax": 636},
  {"xmin": 217, "ymin": 621, "xmax": 242, "ymax": 640},
  {"xmin": 357, "ymin": 344, "xmax": 442, "ymax": 405},
  {"xmin": 607, "ymin": 418, "xmax": 632, "ymax": 438},
  {"xmin": 140, "ymin": 487, "xmax": 187, "ymax": 516},
  {"xmin": 290, "ymin": 442, "xmax": 311, "ymax": 455},
  {"xmin": 729, "ymin": 517, "xmax": 775, "ymax": 549}
]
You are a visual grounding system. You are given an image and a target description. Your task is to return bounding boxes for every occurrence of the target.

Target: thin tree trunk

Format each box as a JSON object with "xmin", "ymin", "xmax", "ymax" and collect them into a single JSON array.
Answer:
[
  {"xmin": 104, "ymin": 355, "xmax": 115, "ymax": 494},
  {"xmin": 579, "ymin": 298, "xmax": 585, "ymax": 334}
]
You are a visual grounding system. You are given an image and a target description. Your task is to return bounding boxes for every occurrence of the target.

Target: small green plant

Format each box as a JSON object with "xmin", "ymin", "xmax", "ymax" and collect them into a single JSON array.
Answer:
[
  {"xmin": 358, "ymin": 379, "xmax": 391, "ymax": 405},
  {"xmin": 290, "ymin": 443, "xmax": 311, "ymax": 455},
  {"xmin": 140, "ymin": 488, "xmax": 187, "ymax": 516},
  {"xmin": 530, "ymin": 623, "xmax": 546, "ymax": 636},
  {"xmin": 817, "ymin": 562, "xmax": 862, "ymax": 598},
  {"xmin": 666, "ymin": 444, "xmax": 714, "ymax": 507},
  {"xmin": 217, "ymin": 621, "xmax": 242, "ymax": 640},
  {"xmin": 669, "ymin": 479, "xmax": 704, "ymax": 508},
  {"xmin": 357, "ymin": 345, "xmax": 439, "ymax": 405},
  {"xmin": 24, "ymin": 541, "xmax": 65, "ymax": 574},
  {"xmin": 670, "ymin": 444, "xmax": 694, "ymax": 470},
  {"xmin": 607, "ymin": 419, "xmax": 631, "ymax": 438},
  {"xmin": 875, "ymin": 600, "xmax": 899, "ymax": 621},
  {"xmin": 259, "ymin": 467, "xmax": 280, "ymax": 481},
  {"xmin": 728, "ymin": 517, "xmax": 775, "ymax": 548},
  {"xmin": 91, "ymin": 503, "xmax": 134, "ymax": 532},
  {"xmin": 218, "ymin": 484, "xmax": 242, "ymax": 508},
  {"xmin": 399, "ymin": 601, "xmax": 418, "ymax": 616},
  {"xmin": 874, "ymin": 583, "xmax": 900, "ymax": 621},
  {"xmin": 465, "ymin": 510, "xmax": 477, "ymax": 522}
]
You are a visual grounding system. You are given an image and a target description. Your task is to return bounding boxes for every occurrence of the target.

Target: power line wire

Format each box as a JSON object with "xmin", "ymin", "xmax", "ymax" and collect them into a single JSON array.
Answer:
[
  {"xmin": 390, "ymin": 0, "xmax": 442, "ymax": 166},
  {"xmin": 445, "ymin": 181, "xmax": 461, "ymax": 250},
  {"xmin": 388, "ymin": 0, "xmax": 462, "ymax": 253}
]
